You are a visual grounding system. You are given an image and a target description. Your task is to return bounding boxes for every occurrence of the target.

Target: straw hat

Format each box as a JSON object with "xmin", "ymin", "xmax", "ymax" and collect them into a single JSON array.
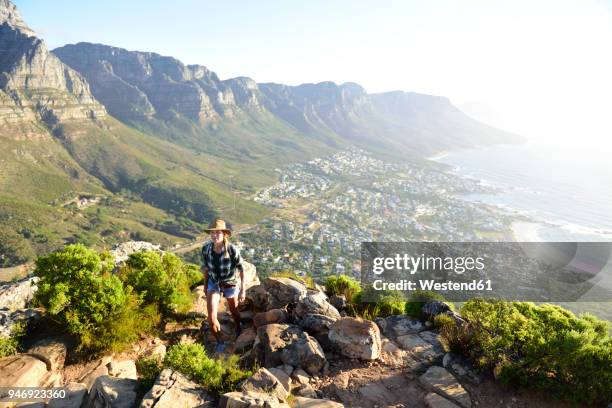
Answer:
[{"xmin": 205, "ymin": 218, "xmax": 232, "ymax": 236}]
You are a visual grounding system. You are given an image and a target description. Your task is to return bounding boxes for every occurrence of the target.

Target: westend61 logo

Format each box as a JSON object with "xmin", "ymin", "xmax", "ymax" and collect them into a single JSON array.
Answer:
[{"xmin": 361, "ymin": 242, "xmax": 612, "ymax": 302}]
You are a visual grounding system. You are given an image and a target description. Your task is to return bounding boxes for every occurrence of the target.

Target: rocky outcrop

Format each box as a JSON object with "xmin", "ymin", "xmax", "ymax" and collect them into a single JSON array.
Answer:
[
  {"xmin": 109, "ymin": 241, "xmax": 161, "ymax": 264},
  {"xmin": 419, "ymin": 366, "xmax": 472, "ymax": 408},
  {"xmin": 240, "ymin": 367, "xmax": 289, "ymax": 402},
  {"xmin": 140, "ymin": 368, "xmax": 214, "ymax": 408},
  {"xmin": 328, "ymin": 317, "xmax": 381, "ymax": 361},
  {"xmin": 0, "ymin": 276, "xmax": 38, "ymax": 311},
  {"xmin": 84, "ymin": 375, "xmax": 139, "ymax": 408},
  {"xmin": 219, "ymin": 391, "xmax": 280, "ymax": 408},
  {"xmin": 263, "ymin": 277, "xmax": 308, "ymax": 309}
]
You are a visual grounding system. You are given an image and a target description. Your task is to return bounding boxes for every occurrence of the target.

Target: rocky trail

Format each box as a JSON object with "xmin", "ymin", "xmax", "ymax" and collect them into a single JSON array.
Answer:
[{"xmin": 0, "ymin": 250, "xmax": 592, "ymax": 408}]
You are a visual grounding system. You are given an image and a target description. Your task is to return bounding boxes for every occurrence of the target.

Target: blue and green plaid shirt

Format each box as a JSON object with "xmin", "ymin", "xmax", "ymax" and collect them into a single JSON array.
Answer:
[{"xmin": 201, "ymin": 241, "xmax": 244, "ymax": 285}]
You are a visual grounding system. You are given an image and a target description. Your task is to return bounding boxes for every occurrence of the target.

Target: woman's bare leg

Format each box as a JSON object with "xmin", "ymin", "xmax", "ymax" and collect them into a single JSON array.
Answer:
[
  {"xmin": 226, "ymin": 295, "xmax": 242, "ymax": 335},
  {"xmin": 206, "ymin": 290, "xmax": 222, "ymax": 343}
]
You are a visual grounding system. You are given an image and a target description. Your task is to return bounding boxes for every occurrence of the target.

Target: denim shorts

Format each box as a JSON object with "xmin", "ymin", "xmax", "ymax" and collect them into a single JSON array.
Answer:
[{"xmin": 207, "ymin": 280, "xmax": 238, "ymax": 298}]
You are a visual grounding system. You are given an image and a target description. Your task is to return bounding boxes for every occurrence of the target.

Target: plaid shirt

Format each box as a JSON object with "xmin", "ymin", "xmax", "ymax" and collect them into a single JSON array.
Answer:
[{"xmin": 201, "ymin": 241, "xmax": 244, "ymax": 286}]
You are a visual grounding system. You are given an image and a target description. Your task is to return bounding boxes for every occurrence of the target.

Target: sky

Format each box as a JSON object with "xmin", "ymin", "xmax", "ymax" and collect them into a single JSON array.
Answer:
[{"xmin": 14, "ymin": 0, "xmax": 612, "ymax": 149}]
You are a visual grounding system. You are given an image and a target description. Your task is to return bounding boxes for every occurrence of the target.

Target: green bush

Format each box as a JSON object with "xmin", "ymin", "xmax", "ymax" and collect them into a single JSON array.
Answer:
[
  {"xmin": 118, "ymin": 251, "xmax": 202, "ymax": 314},
  {"xmin": 164, "ymin": 343, "xmax": 252, "ymax": 395},
  {"xmin": 136, "ymin": 356, "xmax": 163, "ymax": 390},
  {"xmin": 453, "ymin": 299, "xmax": 612, "ymax": 405},
  {"xmin": 324, "ymin": 275, "xmax": 361, "ymax": 303},
  {"xmin": 404, "ymin": 290, "xmax": 451, "ymax": 318},
  {"xmin": 33, "ymin": 244, "xmax": 159, "ymax": 352},
  {"xmin": 353, "ymin": 285, "xmax": 406, "ymax": 319},
  {"xmin": 0, "ymin": 322, "xmax": 26, "ymax": 358}
]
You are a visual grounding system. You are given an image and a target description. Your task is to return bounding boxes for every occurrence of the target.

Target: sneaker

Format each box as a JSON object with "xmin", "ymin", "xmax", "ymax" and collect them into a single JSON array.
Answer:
[{"xmin": 215, "ymin": 341, "xmax": 226, "ymax": 354}]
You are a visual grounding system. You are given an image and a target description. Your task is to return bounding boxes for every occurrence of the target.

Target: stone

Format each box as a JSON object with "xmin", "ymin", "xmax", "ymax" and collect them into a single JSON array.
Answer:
[
  {"xmin": 142, "ymin": 340, "xmax": 167, "ymax": 362},
  {"xmin": 278, "ymin": 364, "xmax": 294, "ymax": 377},
  {"xmin": 358, "ymin": 382, "xmax": 395, "ymax": 406},
  {"xmin": 234, "ymin": 326, "xmax": 257, "ymax": 353},
  {"xmin": 0, "ymin": 277, "xmax": 39, "ymax": 311},
  {"xmin": 291, "ymin": 367, "xmax": 310, "ymax": 385},
  {"xmin": 397, "ymin": 334, "xmax": 443, "ymax": 370},
  {"xmin": 256, "ymin": 324, "xmax": 326, "ymax": 375},
  {"xmin": 292, "ymin": 397, "xmax": 345, "ymax": 408},
  {"xmin": 47, "ymin": 382, "xmax": 88, "ymax": 408},
  {"xmin": 328, "ymin": 317, "xmax": 381, "ymax": 360},
  {"xmin": 442, "ymin": 353, "xmax": 481, "ymax": 385},
  {"xmin": 107, "ymin": 359, "xmax": 137, "ymax": 380},
  {"xmin": 294, "ymin": 383, "xmax": 318, "ymax": 398},
  {"xmin": 253, "ymin": 308, "xmax": 289, "ymax": 328},
  {"xmin": 26, "ymin": 337, "xmax": 67, "ymax": 371},
  {"xmin": 419, "ymin": 366, "xmax": 472, "ymax": 408},
  {"xmin": 293, "ymin": 291, "xmax": 340, "ymax": 321},
  {"xmin": 188, "ymin": 285, "xmax": 207, "ymax": 317},
  {"xmin": 84, "ymin": 375, "xmax": 139, "ymax": 408},
  {"xmin": 264, "ymin": 277, "xmax": 307, "ymax": 309},
  {"xmin": 0, "ymin": 308, "xmax": 43, "ymax": 338},
  {"xmin": 422, "ymin": 301, "xmax": 452, "ymax": 319},
  {"xmin": 109, "ymin": 241, "xmax": 161, "ymax": 265},
  {"xmin": 0, "ymin": 355, "xmax": 48, "ymax": 388},
  {"xmin": 219, "ymin": 391, "xmax": 280, "ymax": 408},
  {"xmin": 140, "ymin": 368, "xmax": 214, "ymax": 408},
  {"xmin": 419, "ymin": 330, "xmax": 445, "ymax": 353},
  {"xmin": 240, "ymin": 261, "xmax": 260, "ymax": 290},
  {"xmin": 245, "ymin": 284, "xmax": 271, "ymax": 312},
  {"xmin": 268, "ymin": 367, "xmax": 291, "ymax": 394},
  {"xmin": 424, "ymin": 392, "xmax": 461, "ymax": 408},
  {"xmin": 241, "ymin": 367, "xmax": 289, "ymax": 401},
  {"xmin": 296, "ymin": 313, "xmax": 336, "ymax": 350},
  {"xmin": 328, "ymin": 295, "xmax": 347, "ymax": 311},
  {"xmin": 78, "ymin": 356, "xmax": 112, "ymax": 390},
  {"xmin": 375, "ymin": 315, "xmax": 424, "ymax": 339}
]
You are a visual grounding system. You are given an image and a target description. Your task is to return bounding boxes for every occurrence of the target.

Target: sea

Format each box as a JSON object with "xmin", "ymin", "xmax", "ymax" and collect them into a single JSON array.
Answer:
[{"xmin": 431, "ymin": 140, "xmax": 612, "ymax": 242}]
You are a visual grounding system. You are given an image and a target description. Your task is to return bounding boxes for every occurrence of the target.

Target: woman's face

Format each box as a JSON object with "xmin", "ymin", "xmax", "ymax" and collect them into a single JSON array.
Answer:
[{"xmin": 210, "ymin": 230, "xmax": 224, "ymax": 244}]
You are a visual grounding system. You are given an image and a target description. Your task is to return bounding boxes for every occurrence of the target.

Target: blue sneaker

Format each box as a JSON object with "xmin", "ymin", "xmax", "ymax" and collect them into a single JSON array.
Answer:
[{"xmin": 215, "ymin": 341, "xmax": 226, "ymax": 354}]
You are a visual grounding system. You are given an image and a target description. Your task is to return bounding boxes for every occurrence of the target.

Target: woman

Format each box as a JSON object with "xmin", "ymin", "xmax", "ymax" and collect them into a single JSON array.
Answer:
[{"xmin": 201, "ymin": 218, "xmax": 246, "ymax": 353}]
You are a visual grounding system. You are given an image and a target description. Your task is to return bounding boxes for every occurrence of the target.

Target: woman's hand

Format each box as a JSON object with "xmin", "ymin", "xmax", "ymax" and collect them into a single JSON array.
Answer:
[{"xmin": 238, "ymin": 287, "xmax": 246, "ymax": 303}]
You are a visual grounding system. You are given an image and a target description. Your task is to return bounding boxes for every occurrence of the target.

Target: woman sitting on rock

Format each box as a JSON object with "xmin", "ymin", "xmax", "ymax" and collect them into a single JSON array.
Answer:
[{"xmin": 201, "ymin": 218, "xmax": 246, "ymax": 353}]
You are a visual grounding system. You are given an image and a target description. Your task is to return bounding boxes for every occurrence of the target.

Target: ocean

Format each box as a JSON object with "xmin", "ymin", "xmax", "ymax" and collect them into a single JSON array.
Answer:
[{"xmin": 432, "ymin": 141, "xmax": 612, "ymax": 242}]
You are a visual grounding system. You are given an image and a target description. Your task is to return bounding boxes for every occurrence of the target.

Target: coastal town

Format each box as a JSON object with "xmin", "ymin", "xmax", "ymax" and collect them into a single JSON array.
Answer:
[{"xmin": 236, "ymin": 149, "xmax": 519, "ymax": 280}]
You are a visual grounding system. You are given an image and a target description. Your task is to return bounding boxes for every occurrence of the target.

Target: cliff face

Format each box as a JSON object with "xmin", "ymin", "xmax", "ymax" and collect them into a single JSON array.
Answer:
[{"xmin": 0, "ymin": 2, "xmax": 105, "ymax": 134}]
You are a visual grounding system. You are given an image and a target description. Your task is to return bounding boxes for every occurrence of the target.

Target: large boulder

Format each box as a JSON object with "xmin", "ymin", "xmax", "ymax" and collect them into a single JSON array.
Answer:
[
  {"xmin": 84, "ymin": 375, "xmax": 139, "ymax": 408},
  {"xmin": 110, "ymin": 241, "xmax": 161, "ymax": 265},
  {"xmin": 255, "ymin": 324, "xmax": 326, "ymax": 375},
  {"xmin": 0, "ymin": 354, "xmax": 48, "ymax": 388},
  {"xmin": 245, "ymin": 284, "xmax": 271, "ymax": 312},
  {"xmin": 396, "ymin": 334, "xmax": 443, "ymax": 371},
  {"xmin": 108, "ymin": 360, "xmax": 137, "ymax": 380},
  {"xmin": 140, "ymin": 368, "xmax": 214, "ymax": 408},
  {"xmin": 375, "ymin": 315, "xmax": 423, "ymax": 339},
  {"xmin": 240, "ymin": 367, "xmax": 289, "ymax": 402},
  {"xmin": 421, "ymin": 300, "xmax": 452, "ymax": 319},
  {"xmin": 0, "ymin": 308, "xmax": 42, "ymax": 338},
  {"xmin": 241, "ymin": 261, "xmax": 260, "ymax": 290},
  {"xmin": 47, "ymin": 382, "xmax": 88, "ymax": 408},
  {"xmin": 26, "ymin": 337, "xmax": 68, "ymax": 372},
  {"xmin": 293, "ymin": 291, "xmax": 340, "ymax": 322},
  {"xmin": 219, "ymin": 391, "xmax": 280, "ymax": 408},
  {"xmin": 424, "ymin": 392, "xmax": 461, "ymax": 408},
  {"xmin": 419, "ymin": 366, "xmax": 472, "ymax": 408},
  {"xmin": 297, "ymin": 314, "xmax": 337, "ymax": 351},
  {"xmin": 264, "ymin": 278, "xmax": 307, "ymax": 309},
  {"xmin": 328, "ymin": 318, "xmax": 381, "ymax": 360},
  {"xmin": 253, "ymin": 308, "xmax": 289, "ymax": 328},
  {"xmin": 292, "ymin": 397, "xmax": 345, "ymax": 408},
  {"xmin": 0, "ymin": 276, "xmax": 39, "ymax": 310}
]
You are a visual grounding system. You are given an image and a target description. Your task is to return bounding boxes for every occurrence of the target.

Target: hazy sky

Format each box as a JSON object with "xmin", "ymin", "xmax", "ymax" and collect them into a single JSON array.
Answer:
[{"xmin": 14, "ymin": 0, "xmax": 612, "ymax": 148}]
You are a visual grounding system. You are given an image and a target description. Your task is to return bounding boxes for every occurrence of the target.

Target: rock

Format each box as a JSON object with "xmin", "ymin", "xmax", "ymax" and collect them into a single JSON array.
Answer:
[
  {"xmin": 291, "ymin": 368, "xmax": 310, "ymax": 385},
  {"xmin": 245, "ymin": 284, "xmax": 271, "ymax": 312},
  {"xmin": 328, "ymin": 317, "xmax": 381, "ymax": 360},
  {"xmin": 26, "ymin": 337, "xmax": 68, "ymax": 371},
  {"xmin": 219, "ymin": 391, "xmax": 280, "ymax": 408},
  {"xmin": 0, "ymin": 308, "xmax": 43, "ymax": 338},
  {"xmin": 293, "ymin": 292, "xmax": 340, "ymax": 321},
  {"xmin": 294, "ymin": 383, "xmax": 318, "ymax": 398},
  {"xmin": 241, "ymin": 261, "xmax": 260, "ymax": 290},
  {"xmin": 292, "ymin": 397, "xmax": 344, "ymax": 408},
  {"xmin": 442, "ymin": 353, "xmax": 481, "ymax": 385},
  {"xmin": 188, "ymin": 285, "xmax": 207, "ymax": 317},
  {"xmin": 140, "ymin": 368, "xmax": 214, "ymax": 408},
  {"xmin": 110, "ymin": 241, "xmax": 161, "ymax": 265},
  {"xmin": 424, "ymin": 392, "xmax": 461, "ymax": 408},
  {"xmin": 296, "ymin": 313, "xmax": 336, "ymax": 350},
  {"xmin": 375, "ymin": 315, "xmax": 424, "ymax": 339},
  {"xmin": 358, "ymin": 382, "xmax": 395, "ymax": 406},
  {"xmin": 264, "ymin": 277, "xmax": 307, "ymax": 309},
  {"xmin": 419, "ymin": 331, "xmax": 445, "ymax": 353},
  {"xmin": 268, "ymin": 367, "xmax": 291, "ymax": 394},
  {"xmin": 107, "ymin": 359, "xmax": 137, "ymax": 380},
  {"xmin": 142, "ymin": 339, "xmax": 167, "ymax": 362},
  {"xmin": 47, "ymin": 382, "xmax": 88, "ymax": 408},
  {"xmin": 419, "ymin": 366, "xmax": 471, "ymax": 408},
  {"xmin": 84, "ymin": 375, "xmax": 138, "ymax": 408},
  {"xmin": 234, "ymin": 326, "xmax": 257, "ymax": 353},
  {"xmin": 422, "ymin": 301, "xmax": 452, "ymax": 319},
  {"xmin": 0, "ymin": 277, "xmax": 38, "ymax": 310},
  {"xmin": 253, "ymin": 308, "xmax": 289, "ymax": 328},
  {"xmin": 328, "ymin": 295, "xmax": 347, "ymax": 311},
  {"xmin": 256, "ymin": 324, "xmax": 326, "ymax": 375},
  {"xmin": 78, "ymin": 356, "xmax": 112, "ymax": 390},
  {"xmin": 240, "ymin": 367, "xmax": 289, "ymax": 401},
  {"xmin": 0, "ymin": 355, "xmax": 48, "ymax": 388},
  {"xmin": 278, "ymin": 364, "xmax": 294, "ymax": 377},
  {"xmin": 396, "ymin": 334, "xmax": 443, "ymax": 370}
]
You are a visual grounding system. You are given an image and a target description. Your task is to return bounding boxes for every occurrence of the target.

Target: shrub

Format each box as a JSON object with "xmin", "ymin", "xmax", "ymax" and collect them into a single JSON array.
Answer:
[
  {"xmin": 324, "ymin": 275, "xmax": 361, "ymax": 303},
  {"xmin": 118, "ymin": 251, "xmax": 202, "ymax": 314},
  {"xmin": 33, "ymin": 244, "xmax": 159, "ymax": 352},
  {"xmin": 455, "ymin": 299, "xmax": 612, "ymax": 405},
  {"xmin": 164, "ymin": 343, "xmax": 252, "ymax": 395},
  {"xmin": 136, "ymin": 356, "xmax": 163, "ymax": 390},
  {"xmin": 0, "ymin": 322, "xmax": 26, "ymax": 358},
  {"xmin": 353, "ymin": 285, "xmax": 406, "ymax": 319},
  {"xmin": 404, "ymin": 290, "xmax": 452, "ymax": 318}
]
